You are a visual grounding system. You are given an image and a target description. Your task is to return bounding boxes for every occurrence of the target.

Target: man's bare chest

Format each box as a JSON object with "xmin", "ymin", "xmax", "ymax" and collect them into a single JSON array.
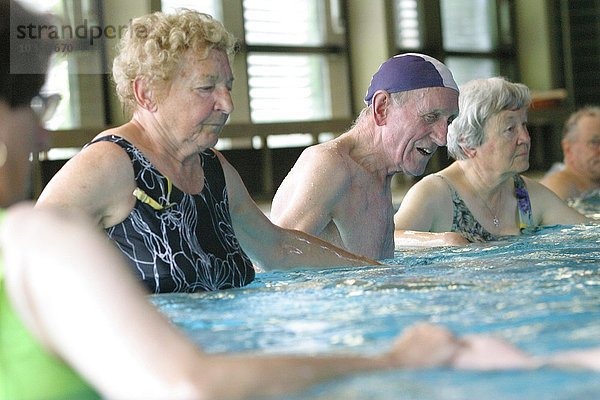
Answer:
[{"xmin": 334, "ymin": 185, "xmax": 394, "ymax": 236}]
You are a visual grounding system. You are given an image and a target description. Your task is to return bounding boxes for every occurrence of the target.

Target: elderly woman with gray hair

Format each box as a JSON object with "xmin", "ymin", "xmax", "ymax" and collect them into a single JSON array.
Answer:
[{"xmin": 394, "ymin": 77, "xmax": 591, "ymax": 246}]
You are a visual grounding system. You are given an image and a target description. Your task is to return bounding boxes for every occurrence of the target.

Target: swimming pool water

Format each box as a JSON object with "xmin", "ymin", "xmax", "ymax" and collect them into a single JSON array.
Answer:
[
  {"xmin": 569, "ymin": 188, "xmax": 600, "ymax": 220},
  {"xmin": 152, "ymin": 223, "xmax": 600, "ymax": 399}
]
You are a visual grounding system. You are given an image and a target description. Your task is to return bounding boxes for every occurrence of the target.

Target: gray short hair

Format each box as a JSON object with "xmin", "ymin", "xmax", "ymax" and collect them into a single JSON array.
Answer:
[
  {"xmin": 447, "ymin": 77, "xmax": 530, "ymax": 160},
  {"xmin": 562, "ymin": 106, "xmax": 600, "ymax": 141},
  {"xmin": 353, "ymin": 88, "xmax": 431, "ymax": 127}
]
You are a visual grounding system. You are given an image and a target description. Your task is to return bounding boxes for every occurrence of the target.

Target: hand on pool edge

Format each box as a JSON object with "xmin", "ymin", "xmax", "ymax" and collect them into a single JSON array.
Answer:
[
  {"xmin": 386, "ymin": 323, "xmax": 462, "ymax": 368},
  {"xmin": 390, "ymin": 324, "xmax": 600, "ymax": 372},
  {"xmin": 450, "ymin": 334, "xmax": 600, "ymax": 372},
  {"xmin": 385, "ymin": 323, "xmax": 537, "ymax": 371},
  {"xmin": 539, "ymin": 347, "xmax": 600, "ymax": 372},
  {"xmin": 449, "ymin": 334, "xmax": 539, "ymax": 370}
]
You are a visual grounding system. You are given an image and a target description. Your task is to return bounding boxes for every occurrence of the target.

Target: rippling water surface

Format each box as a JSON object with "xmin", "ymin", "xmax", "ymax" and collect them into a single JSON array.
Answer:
[{"xmin": 152, "ymin": 223, "xmax": 600, "ymax": 399}]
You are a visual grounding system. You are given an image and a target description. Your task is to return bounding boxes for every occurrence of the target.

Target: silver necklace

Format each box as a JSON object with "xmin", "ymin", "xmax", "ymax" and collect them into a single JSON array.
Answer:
[
  {"xmin": 469, "ymin": 183, "xmax": 501, "ymax": 227},
  {"xmin": 491, "ymin": 213, "xmax": 500, "ymax": 227},
  {"xmin": 458, "ymin": 165, "xmax": 502, "ymax": 228}
]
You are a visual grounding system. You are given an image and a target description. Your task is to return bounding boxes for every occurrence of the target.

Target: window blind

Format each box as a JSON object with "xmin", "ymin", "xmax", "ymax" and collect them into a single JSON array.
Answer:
[{"xmin": 243, "ymin": 0, "xmax": 331, "ymax": 123}]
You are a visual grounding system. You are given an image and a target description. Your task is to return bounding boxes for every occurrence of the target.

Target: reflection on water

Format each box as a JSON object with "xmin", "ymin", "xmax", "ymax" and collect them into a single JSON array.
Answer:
[
  {"xmin": 152, "ymin": 223, "xmax": 600, "ymax": 400},
  {"xmin": 569, "ymin": 188, "xmax": 600, "ymax": 220}
]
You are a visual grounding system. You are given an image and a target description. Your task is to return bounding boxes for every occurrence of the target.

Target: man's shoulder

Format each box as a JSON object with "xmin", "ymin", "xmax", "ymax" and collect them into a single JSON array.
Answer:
[
  {"xmin": 303, "ymin": 141, "xmax": 347, "ymax": 158},
  {"xmin": 540, "ymin": 165, "xmax": 573, "ymax": 186},
  {"xmin": 277, "ymin": 143, "xmax": 353, "ymax": 197},
  {"xmin": 295, "ymin": 142, "xmax": 349, "ymax": 170},
  {"xmin": 538, "ymin": 166, "xmax": 580, "ymax": 200}
]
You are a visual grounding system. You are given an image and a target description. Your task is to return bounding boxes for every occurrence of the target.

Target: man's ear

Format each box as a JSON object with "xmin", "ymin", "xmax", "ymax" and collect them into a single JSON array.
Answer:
[
  {"xmin": 561, "ymin": 138, "xmax": 573, "ymax": 159},
  {"xmin": 462, "ymin": 146, "xmax": 477, "ymax": 158},
  {"xmin": 372, "ymin": 90, "xmax": 391, "ymax": 126},
  {"xmin": 133, "ymin": 77, "xmax": 158, "ymax": 112}
]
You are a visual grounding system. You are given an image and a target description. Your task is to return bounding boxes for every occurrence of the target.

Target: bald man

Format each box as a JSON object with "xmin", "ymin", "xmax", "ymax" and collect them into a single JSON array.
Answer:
[{"xmin": 270, "ymin": 54, "xmax": 462, "ymax": 259}]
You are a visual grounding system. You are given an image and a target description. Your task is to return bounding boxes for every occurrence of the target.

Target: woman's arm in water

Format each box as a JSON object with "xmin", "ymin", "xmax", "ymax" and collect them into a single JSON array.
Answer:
[
  {"xmin": 218, "ymin": 151, "xmax": 381, "ymax": 270},
  {"xmin": 394, "ymin": 175, "xmax": 470, "ymax": 247}
]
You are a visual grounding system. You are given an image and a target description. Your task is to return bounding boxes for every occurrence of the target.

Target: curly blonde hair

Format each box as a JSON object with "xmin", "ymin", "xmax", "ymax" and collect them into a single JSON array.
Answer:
[{"xmin": 112, "ymin": 9, "xmax": 238, "ymax": 114}]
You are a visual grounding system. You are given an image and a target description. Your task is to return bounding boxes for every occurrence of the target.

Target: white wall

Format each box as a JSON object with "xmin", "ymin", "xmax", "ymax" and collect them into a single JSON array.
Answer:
[
  {"xmin": 347, "ymin": 0, "xmax": 389, "ymax": 114},
  {"xmin": 515, "ymin": 0, "xmax": 553, "ymax": 90},
  {"xmin": 103, "ymin": 0, "xmax": 153, "ymax": 125}
]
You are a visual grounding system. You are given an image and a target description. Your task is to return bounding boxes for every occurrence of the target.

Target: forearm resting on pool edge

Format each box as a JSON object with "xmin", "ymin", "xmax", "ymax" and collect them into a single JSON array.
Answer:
[{"xmin": 253, "ymin": 227, "xmax": 382, "ymax": 271}]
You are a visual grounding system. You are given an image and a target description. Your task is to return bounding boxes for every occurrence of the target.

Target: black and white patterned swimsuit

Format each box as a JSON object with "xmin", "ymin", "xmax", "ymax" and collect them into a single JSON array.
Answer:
[{"xmin": 88, "ymin": 135, "xmax": 255, "ymax": 293}]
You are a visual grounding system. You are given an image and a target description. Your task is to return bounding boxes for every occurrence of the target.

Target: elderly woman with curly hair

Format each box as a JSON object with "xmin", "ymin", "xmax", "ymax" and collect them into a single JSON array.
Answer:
[
  {"xmin": 37, "ymin": 10, "xmax": 379, "ymax": 293},
  {"xmin": 394, "ymin": 77, "xmax": 591, "ymax": 246}
]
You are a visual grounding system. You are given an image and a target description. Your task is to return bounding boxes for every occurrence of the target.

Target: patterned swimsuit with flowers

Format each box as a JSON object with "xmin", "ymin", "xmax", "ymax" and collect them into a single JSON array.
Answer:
[
  {"xmin": 436, "ymin": 174, "xmax": 534, "ymax": 242},
  {"xmin": 89, "ymin": 135, "xmax": 255, "ymax": 293}
]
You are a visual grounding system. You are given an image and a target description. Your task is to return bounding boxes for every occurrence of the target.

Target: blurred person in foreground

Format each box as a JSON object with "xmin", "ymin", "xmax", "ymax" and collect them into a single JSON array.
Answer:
[{"xmin": 393, "ymin": 77, "xmax": 591, "ymax": 246}]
